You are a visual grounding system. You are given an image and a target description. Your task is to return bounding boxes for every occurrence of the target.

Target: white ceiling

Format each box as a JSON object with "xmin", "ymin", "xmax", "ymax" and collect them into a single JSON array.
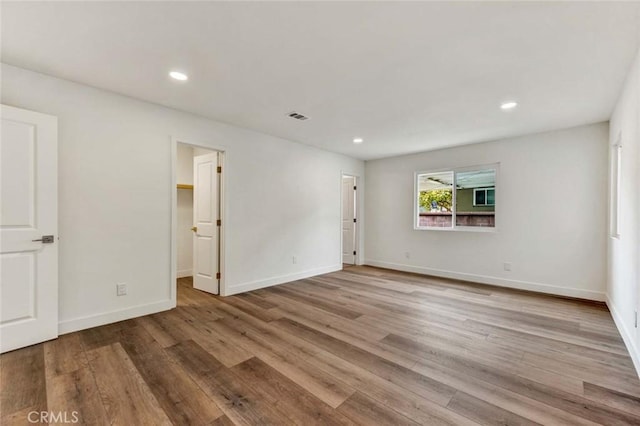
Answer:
[{"xmin": 2, "ymin": 2, "xmax": 639, "ymax": 160}]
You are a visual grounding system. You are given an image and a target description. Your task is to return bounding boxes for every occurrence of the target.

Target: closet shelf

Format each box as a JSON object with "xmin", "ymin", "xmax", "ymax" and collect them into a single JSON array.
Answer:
[{"xmin": 177, "ymin": 184, "xmax": 194, "ymax": 190}]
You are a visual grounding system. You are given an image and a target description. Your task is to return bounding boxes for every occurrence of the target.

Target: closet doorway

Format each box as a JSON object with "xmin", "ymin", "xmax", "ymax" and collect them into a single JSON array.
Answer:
[
  {"xmin": 172, "ymin": 140, "xmax": 225, "ymax": 299},
  {"xmin": 341, "ymin": 174, "xmax": 358, "ymax": 267}
]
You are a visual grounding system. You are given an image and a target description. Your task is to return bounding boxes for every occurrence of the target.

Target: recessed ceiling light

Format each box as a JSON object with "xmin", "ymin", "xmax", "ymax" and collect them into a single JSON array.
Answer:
[
  {"xmin": 500, "ymin": 101, "xmax": 518, "ymax": 110},
  {"xmin": 353, "ymin": 137, "xmax": 364, "ymax": 144},
  {"xmin": 169, "ymin": 71, "xmax": 188, "ymax": 81}
]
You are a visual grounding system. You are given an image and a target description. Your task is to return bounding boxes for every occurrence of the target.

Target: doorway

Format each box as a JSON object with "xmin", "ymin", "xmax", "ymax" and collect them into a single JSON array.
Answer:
[
  {"xmin": 341, "ymin": 174, "xmax": 358, "ymax": 267},
  {"xmin": 172, "ymin": 140, "xmax": 225, "ymax": 300}
]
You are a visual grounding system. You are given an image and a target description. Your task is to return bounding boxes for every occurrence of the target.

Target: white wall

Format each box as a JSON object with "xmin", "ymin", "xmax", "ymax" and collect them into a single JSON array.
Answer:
[
  {"xmin": 365, "ymin": 123, "xmax": 608, "ymax": 301},
  {"xmin": 1, "ymin": 64, "xmax": 364, "ymax": 333},
  {"xmin": 608, "ymin": 47, "xmax": 640, "ymax": 375},
  {"xmin": 176, "ymin": 144, "xmax": 194, "ymax": 278},
  {"xmin": 176, "ymin": 143, "xmax": 194, "ymax": 186}
]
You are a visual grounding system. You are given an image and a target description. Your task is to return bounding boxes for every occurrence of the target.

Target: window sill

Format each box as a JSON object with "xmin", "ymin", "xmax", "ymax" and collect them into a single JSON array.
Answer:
[{"xmin": 414, "ymin": 226, "xmax": 497, "ymax": 233}]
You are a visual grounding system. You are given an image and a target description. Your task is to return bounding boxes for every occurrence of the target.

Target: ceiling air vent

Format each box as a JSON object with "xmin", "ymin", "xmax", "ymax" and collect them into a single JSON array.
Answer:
[{"xmin": 288, "ymin": 111, "xmax": 310, "ymax": 121}]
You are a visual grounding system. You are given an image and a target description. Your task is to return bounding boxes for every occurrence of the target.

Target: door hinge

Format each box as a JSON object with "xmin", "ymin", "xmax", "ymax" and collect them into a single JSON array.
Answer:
[
  {"xmin": 354, "ymin": 185, "xmax": 357, "ymax": 190},
  {"xmin": 353, "ymin": 218, "xmax": 357, "ymax": 223},
  {"xmin": 217, "ymin": 219, "xmax": 221, "ymax": 226},
  {"xmin": 217, "ymin": 166, "xmax": 222, "ymax": 173},
  {"xmin": 216, "ymin": 272, "xmax": 221, "ymax": 280},
  {"xmin": 353, "ymin": 250, "xmax": 356, "ymax": 255}
]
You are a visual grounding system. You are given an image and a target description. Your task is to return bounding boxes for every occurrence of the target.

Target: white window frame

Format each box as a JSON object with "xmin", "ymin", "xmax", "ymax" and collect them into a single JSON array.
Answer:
[
  {"xmin": 610, "ymin": 134, "xmax": 622, "ymax": 239},
  {"xmin": 473, "ymin": 187, "xmax": 495, "ymax": 206},
  {"xmin": 414, "ymin": 163, "xmax": 499, "ymax": 232}
]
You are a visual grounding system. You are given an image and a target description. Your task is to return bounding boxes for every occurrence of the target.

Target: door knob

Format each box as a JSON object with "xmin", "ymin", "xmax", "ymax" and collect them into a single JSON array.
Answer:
[
  {"xmin": 191, "ymin": 226, "xmax": 197, "ymax": 232},
  {"xmin": 33, "ymin": 235, "xmax": 54, "ymax": 243}
]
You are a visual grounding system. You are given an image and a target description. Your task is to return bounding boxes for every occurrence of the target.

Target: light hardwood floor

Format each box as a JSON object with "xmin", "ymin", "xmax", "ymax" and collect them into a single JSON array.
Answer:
[{"xmin": 2, "ymin": 266, "xmax": 640, "ymax": 425}]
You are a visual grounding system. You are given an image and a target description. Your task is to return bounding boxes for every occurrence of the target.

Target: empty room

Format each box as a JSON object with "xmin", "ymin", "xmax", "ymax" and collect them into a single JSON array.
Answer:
[{"xmin": 1, "ymin": 1, "xmax": 640, "ymax": 425}]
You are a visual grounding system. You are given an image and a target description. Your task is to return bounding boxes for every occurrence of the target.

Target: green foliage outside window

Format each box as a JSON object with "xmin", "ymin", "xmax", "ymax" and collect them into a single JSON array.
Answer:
[{"xmin": 419, "ymin": 190, "xmax": 452, "ymax": 212}]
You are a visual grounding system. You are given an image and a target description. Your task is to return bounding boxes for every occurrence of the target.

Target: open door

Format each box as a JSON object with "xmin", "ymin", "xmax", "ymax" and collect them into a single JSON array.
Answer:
[
  {"xmin": 192, "ymin": 152, "xmax": 220, "ymax": 294},
  {"xmin": 1, "ymin": 105, "xmax": 58, "ymax": 353},
  {"xmin": 342, "ymin": 175, "xmax": 356, "ymax": 265}
]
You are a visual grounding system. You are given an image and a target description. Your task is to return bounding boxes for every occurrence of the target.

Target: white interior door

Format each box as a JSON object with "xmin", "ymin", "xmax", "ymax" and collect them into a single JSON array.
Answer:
[
  {"xmin": 192, "ymin": 152, "xmax": 219, "ymax": 294},
  {"xmin": 1, "ymin": 105, "xmax": 58, "ymax": 353},
  {"xmin": 342, "ymin": 176, "xmax": 356, "ymax": 265}
]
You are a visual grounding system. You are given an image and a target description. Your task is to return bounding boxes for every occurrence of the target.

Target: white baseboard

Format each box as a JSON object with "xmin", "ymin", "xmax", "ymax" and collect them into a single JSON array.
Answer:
[
  {"xmin": 364, "ymin": 259, "xmax": 605, "ymax": 302},
  {"xmin": 177, "ymin": 269, "xmax": 192, "ymax": 278},
  {"xmin": 606, "ymin": 295, "xmax": 640, "ymax": 378},
  {"xmin": 57, "ymin": 264, "xmax": 342, "ymax": 333},
  {"xmin": 58, "ymin": 299, "xmax": 174, "ymax": 335},
  {"xmin": 224, "ymin": 264, "xmax": 342, "ymax": 296}
]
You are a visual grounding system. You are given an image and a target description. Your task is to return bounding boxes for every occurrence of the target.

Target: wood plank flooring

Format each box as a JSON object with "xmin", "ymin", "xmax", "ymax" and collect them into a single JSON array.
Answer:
[{"xmin": 2, "ymin": 266, "xmax": 640, "ymax": 425}]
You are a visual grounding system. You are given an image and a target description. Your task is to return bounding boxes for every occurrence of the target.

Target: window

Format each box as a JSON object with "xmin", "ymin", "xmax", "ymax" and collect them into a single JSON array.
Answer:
[
  {"xmin": 473, "ymin": 188, "xmax": 495, "ymax": 206},
  {"xmin": 416, "ymin": 165, "xmax": 497, "ymax": 230},
  {"xmin": 610, "ymin": 135, "xmax": 621, "ymax": 238},
  {"xmin": 416, "ymin": 171, "xmax": 454, "ymax": 227}
]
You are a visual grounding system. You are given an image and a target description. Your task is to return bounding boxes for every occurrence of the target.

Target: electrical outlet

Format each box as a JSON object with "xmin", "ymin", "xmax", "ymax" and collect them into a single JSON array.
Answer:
[
  {"xmin": 503, "ymin": 262, "xmax": 512, "ymax": 272},
  {"xmin": 116, "ymin": 283, "xmax": 127, "ymax": 296},
  {"xmin": 292, "ymin": 256, "xmax": 297, "ymax": 264}
]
